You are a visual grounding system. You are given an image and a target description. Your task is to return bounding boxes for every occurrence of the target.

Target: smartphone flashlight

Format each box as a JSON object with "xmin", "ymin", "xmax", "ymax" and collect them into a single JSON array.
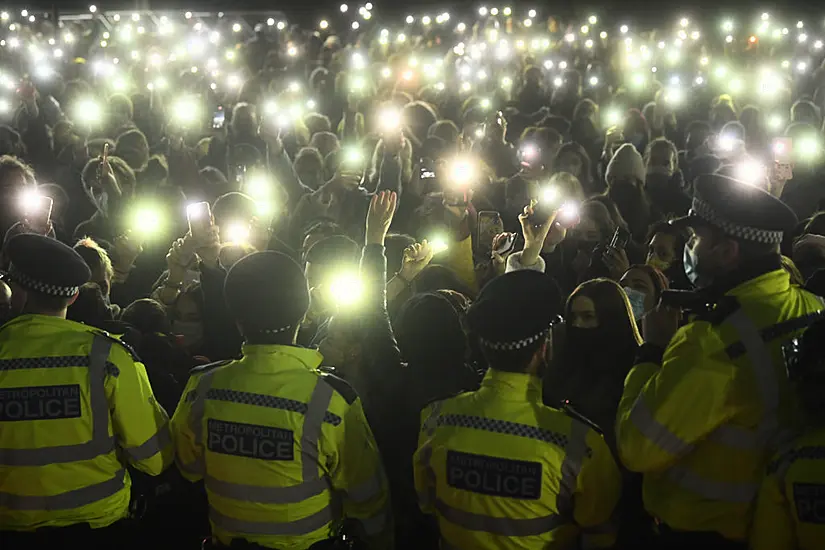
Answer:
[
  {"xmin": 186, "ymin": 201, "xmax": 213, "ymax": 238},
  {"xmin": 20, "ymin": 190, "xmax": 53, "ymax": 226},
  {"xmin": 378, "ymin": 107, "xmax": 401, "ymax": 132},
  {"xmin": 225, "ymin": 221, "xmax": 251, "ymax": 244},
  {"xmin": 327, "ymin": 272, "xmax": 366, "ymax": 308},
  {"xmin": 430, "ymin": 235, "xmax": 449, "ymax": 254}
]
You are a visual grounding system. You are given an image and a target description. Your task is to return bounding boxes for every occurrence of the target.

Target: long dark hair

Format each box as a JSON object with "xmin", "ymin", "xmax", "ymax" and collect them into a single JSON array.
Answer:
[{"xmin": 565, "ymin": 278, "xmax": 643, "ymax": 347}]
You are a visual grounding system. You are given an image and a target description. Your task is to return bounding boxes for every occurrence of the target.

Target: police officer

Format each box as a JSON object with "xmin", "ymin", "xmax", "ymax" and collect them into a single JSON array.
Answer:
[
  {"xmin": 0, "ymin": 234, "xmax": 173, "ymax": 546},
  {"xmin": 414, "ymin": 270, "xmax": 622, "ymax": 550},
  {"xmin": 750, "ymin": 317, "xmax": 825, "ymax": 549},
  {"xmin": 171, "ymin": 251, "xmax": 391, "ymax": 550},
  {"xmin": 616, "ymin": 174, "xmax": 825, "ymax": 549}
]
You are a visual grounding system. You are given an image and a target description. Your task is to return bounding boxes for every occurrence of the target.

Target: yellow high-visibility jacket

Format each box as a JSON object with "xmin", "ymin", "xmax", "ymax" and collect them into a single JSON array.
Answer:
[
  {"xmin": 414, "ymin": 369, "xmax": 621, "ymax": 550},
  {"xmin": 616, "ymin": 269, "xmax": 825, "ymax": 541},
  {"xmin": 171, "ymin": 344, "xmax": 391, "ymax": 550},
  {"xmin": 751, "ymin": 427, "xmax": 825, "ymax": 550},
  {"xmin": 0, "ymin": 314, "xmax": 173, "ymax": 530}
]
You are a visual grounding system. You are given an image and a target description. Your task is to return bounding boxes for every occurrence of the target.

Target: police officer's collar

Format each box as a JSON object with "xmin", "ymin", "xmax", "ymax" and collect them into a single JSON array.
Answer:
[
  {"xmin": 700, "ymin": 254, "xmax": 783, "ymax": 301},
  {"xmin": 241, "ymin": 343, "xmax": 324, "ymax": 371}
]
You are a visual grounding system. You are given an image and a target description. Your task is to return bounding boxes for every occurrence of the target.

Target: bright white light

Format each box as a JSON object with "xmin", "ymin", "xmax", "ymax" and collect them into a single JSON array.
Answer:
[
  {"xmin": 422, "ymin": 16, "xmax": 431, "ymax": 25},
  {"xmin": 589, "ymin": 76, "xmax": 599, "ymax": 86},
  {"xmin": 589, "ymin": 15, "xmax": 598, "ymax": 25},
  {"xmin": 695, "ymin": 76, "xmax": 704, "ymax": 85},
  {"xmin": 457, "ymin": 22, "xmax": 466, "ymax": 32},
  {"xmin": 528, "ymin": 9, "xmax": 537, "ymax": 18},
  {"xmin": 553, "ymin": 77, "xmax": 563, "ymax": 87},
  {"xmin": 351, "ymin": 21, "xmax": 360, "ymax": 30},
  {"xmin": 89, "ymin": 5, "xmax": 97, "ymax": 13},
  {"xmin": 479, "ymin": 7, "xmax": 488, "ymax": 16},
  {"xmin": 679, "ymin": 18, "xmax": 689, "ymax": 27},
  {"xmin": 722, "ymin": 20, "xmax": 733, "ymax": 32},
  {"xmin": 131, "ymin": 13, "xmax": 140, "ymax": 21},
  {"xmin": 797, "ymin": 20, "xmax": 804, "ymax": 29},
  {"xmin": 761, "ymin": 12, "xmax": 770, "ymax": 21},
  {"xmin": 319, "ymin": 20, "xmax": 329, "ymax": 30},
  {"xmin": 797, "ymin": 61, "xmax": 808, "ymax": 73},
  {"xmin": 559, "ymin": 61, "xmax": 568, "ymax": 69},
  {"xmin": 267, "ymin": 18, "xmax": 275, "ymax": 26},
  {"xmin": 620, "ymin": 24, "xmax": 629, "ymax": 34},
  {"xmin": 564, "ymin": 33, "xmax": 575, "ymax": 43},
  {"xmin": 406, "ymin": 15, "xmax": 414, "ymax": 24},
  {"xmin": 524, "ymin": 19, "xmax": 533, "ymax": 28},
  {"xmin": 799, "ymin": 33, "xmax": 808, "ymax": 43},
  {"xmin": 340, "ymin": 4, "xmax": 349, "ymax": 13},
  {"xmin": 277, "ymin": 21, "xmax": 287, "ymax": 30},
  {"xmin": 816, "ymin": 40, "xmax": 824, "ymax": 49}
]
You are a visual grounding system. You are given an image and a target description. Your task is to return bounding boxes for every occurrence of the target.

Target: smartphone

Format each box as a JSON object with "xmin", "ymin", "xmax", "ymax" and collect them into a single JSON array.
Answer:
[
  {"xmin": 420, "ymin": 166, "xmax": 436, "ymax": 179},
  {"xmin": 493, "ymin": 232, "xmax": 517, "ymax": 256},
  {"xmin": 187, "ymin": 202, "xmax": 213, "ymax": 240},
  {"xmin": 22, "ymin": 194, "xmax": 53, "ymax": 228},
  {"xmin": 477, "ymin": 211, "xmax": 504, "ymax": 252},
  {"xmin": 97, "ymin": 142, "xmax": 109, "ymax": 183},
  {"xmin": 610, "ymin": 226, "xmax": 631, "ymax": 250},
  {"xmin": 773, "ymin": 137, "xmax": 793, "ymax": 163},
  {"xmin": 212, "ymin": 107, "xmax": 226, "ymax": 130},
  {"xmin": 443, "ymin": 188, "xmax": 469, "ymax": 207}
]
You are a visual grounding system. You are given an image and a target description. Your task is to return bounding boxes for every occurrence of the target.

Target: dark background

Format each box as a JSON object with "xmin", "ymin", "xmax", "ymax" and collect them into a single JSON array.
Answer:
[{"xmin": 15, "ymin": 1, "xmax": 825, "ymax": 30}]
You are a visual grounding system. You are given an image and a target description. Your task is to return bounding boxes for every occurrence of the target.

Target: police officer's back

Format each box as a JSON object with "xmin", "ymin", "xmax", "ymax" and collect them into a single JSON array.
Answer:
[
  {"xmin": 615, "ymin": 175, "xmax": 825, "ymax": 547},
  {"xmin": 414, "ymin": 270, "xmax": 622, "ymax": 550},
  {"xmin": 0, "ymin": 234, "xmax": 173, "ymax": 546},
  {"xmin": 751, "ymin": 318, "xmax": 825, "ymax": 549},
  {"xmin": 171, "ymin": 251, "xmax": 391, "ymax": 550}
]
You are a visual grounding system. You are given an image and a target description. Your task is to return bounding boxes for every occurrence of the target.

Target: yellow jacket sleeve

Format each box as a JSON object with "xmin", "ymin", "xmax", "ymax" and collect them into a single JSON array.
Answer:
[
  {"xmin": 107, "ymin": 345, "xmax": 173, "ymax": 476},
  {"xmin": 170, "ymin": 373, "xmax": 204, "ymax": 482},
  {"xmin": 750, "ymin": 472, "xmax": 796, "ymax": 550},
  {"xmin": 442, "ymin": 235, "xmax": 478, "ymax": 293},
  {"xmin": 574, "ymin": 429, "xmax": 622, "ymax": 548},
  {"xmin": 326, "ymin": 397, "xmax": 393, "ymax": 549},
  {"xmin": 616, "ymin": 322, "xmax": 738, "ymax": 473}
]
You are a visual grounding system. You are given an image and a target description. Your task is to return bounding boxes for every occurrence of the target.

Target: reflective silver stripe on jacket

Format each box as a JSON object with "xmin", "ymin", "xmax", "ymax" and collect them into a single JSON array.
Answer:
[
  {"xmin": 666, "ymin": 465, "xmax": 758, "ymax": 503},
  {"xmin": 0, "ymin": 335, "xmax": 114, "ymax": 467},
  {"xmin": 346, "ymin": 472, "xmax": 384, "ymax": 503},
  {"xmin": 209, "ymin": 504, "xmax": 334, "ymax": 536},
  {"xmin": 122, "ymin": 424, "xmax": 172, "ymax": 461},
  {"xmin": 435, "ymin": 498, "xmax": 566, "ymax": 536},
  {"xmin": 0, "ymin": 469, "xmax": 126, "ymax": 510},
  {"xmin": 205, "ymin": 474, "xmax": 329, "ymax": 504},
  {"xmin": 628, "ymin": 397, "xmax": 695, "ymax": 456},
  {"xmin": 301, "ymin": 380, "xmax": 335, "ymax": 483},
  {"xmin": 179, "ymin": 370, "xmax": 219, "ymax": 476},
  {"xmin": 557, "ymin": 419, "xmax": 589, "ymax": 517}
]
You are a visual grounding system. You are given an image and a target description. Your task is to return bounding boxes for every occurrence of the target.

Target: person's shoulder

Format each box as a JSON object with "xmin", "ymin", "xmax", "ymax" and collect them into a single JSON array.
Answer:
[
  {"xmin": 559, "ymin": 402, "xmax": 604, "ymax": 436},
  {"xmin": 189, "ymin": 359, "xmax": 233, "ymax": 377},
  {"xmin": 90, "ymin": 329, "xmax": 141, "ymax": 363},
  {"xmin": 317, "ymin": 368, "xmax": 359, "ymax": 406}
]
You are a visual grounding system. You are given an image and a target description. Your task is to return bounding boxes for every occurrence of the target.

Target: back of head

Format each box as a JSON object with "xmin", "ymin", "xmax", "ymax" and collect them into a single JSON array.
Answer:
[
  {"xmin": 467, "ymin": 271, "xmax": 561, "ymax": 372},
  {"xmin": 396, "ymin": 292, "xmax": 468, "ymax": 370},
  {"xmin": 225, "ymin": 251, "xmax": 310, "ymax": 340},
  {"xmin": 121, "ymin": 298, "xmax": 171, "ymax": 334},
  {"xmin": 212, "ymin": 192, "xmax": 257, "ymax": 229},
  {"xmin": 304, "ymin": 234, "xmax": 360, "ymax": 269},
  {"xmin": 66, "ymin": 282, "xmax": 112, "ymax": 328}
]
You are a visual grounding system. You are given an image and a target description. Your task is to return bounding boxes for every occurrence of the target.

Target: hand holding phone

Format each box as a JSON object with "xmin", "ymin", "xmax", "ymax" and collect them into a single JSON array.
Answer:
[
  {"xmin": 20, "ymin": 191, "xmax": 53, "ymax": 232},
  {"xmin": 212, "ymin": 108, "xmax": 226, "ymax": 130},
  {"xmin": 477, "ymin": 211, "xmax": 504, "ymax": 253},
  {"xmin": 610, "ymin": 226, "xmax": 631, "ymax": 250}
]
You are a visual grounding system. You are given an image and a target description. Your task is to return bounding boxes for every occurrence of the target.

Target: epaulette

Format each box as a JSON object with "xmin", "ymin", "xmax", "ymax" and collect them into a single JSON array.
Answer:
[
  {"xmin": 319, "ymin": 370, "xmax": 359, "ymax": 405},
  {"xmin": 561, "ymin": 401, "xmax": 603, "ymax": 435},
  {"xmin": 694, "ymin": 295, "xmax": 741, "ymax": 326},
  {"xmin": 189, "ymin": 359, "xmax": 232, "ymax": 376},
  {"xmin": 92, "ymin": 330, "xmax": 141, "ymax": 363}
]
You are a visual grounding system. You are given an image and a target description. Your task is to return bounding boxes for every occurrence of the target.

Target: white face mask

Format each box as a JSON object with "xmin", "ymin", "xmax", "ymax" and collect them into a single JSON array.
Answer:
[
  {"xmin": 172, "ymin": 320, "xmax": 203, "ymax": 348},
  {"xmin": 624, "ymin": 286, "xmax": 648, "ymax": 321}
]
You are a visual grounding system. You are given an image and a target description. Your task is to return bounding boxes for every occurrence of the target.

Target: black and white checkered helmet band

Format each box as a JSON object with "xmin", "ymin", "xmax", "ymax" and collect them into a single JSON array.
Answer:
[
  {"xmin": 7, "ymin": 263, "xmax": 79, "ymax": 297},
  {"xmin": 479, "ymin": 328, "xmax": 549, "ymax": 351},
  {"xmin": 692, "ymin": 197, "xmax": 784, "ymax": 245}
]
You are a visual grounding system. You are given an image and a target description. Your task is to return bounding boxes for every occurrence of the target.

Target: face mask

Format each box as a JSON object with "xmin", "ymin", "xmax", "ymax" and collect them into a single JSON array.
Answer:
[
  {"xmin": 683, "ymin": 243, "xmax": 712, "ymax": 288},
  {"xmin": 173, "ymin": 321, "xmax": 203, "ymax": 348},
  {"xmin": 624, "ymin": 287, "xmax": 647, "ymax": 321}
]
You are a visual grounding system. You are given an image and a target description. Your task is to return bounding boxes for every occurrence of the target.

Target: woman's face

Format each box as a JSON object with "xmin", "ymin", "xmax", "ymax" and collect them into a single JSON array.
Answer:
[
  {"xmin": 620, "ymin": 268, "xmax": 657, "ymax": 313},
  {"xmin": 570, "ymin": 216, "xmax": 602, "ymax": 244},
  {"xmin": 570, "ymin": 295, "xmax": 599, "ymax": 328},
  {"xmin": 646, "ymin": 232, "xmax": 678, "ymax": 271}
]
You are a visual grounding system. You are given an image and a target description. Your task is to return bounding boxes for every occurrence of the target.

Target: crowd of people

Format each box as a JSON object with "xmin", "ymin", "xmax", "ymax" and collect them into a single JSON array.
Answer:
[{"xmin": 2, "ymin": 4, "xmax": 825, "ymax": 550}]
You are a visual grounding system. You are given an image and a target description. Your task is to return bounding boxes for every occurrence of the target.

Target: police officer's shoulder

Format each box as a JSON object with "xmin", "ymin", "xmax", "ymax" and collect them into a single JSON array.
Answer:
[
  {"xmin": 318, "ymin": 369, "xmax": 359, "ymax": 405},
  {"xmin": 90, "ymin": 329, "xmax": 141, "ymax": 363},
  {"xmin": 693, "ymin": 295, "xmax": 741, "ymax": 326},
  {"xmin": 189, "ymin": 359, "xmax": 233, "ymax": 376},
  {"xmin": 561, "ymin": 402, "xmax": 604, "ymax": 436}
]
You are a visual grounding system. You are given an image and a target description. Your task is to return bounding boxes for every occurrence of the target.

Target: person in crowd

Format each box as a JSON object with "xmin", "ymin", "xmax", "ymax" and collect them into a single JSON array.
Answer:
[
  {"xmin": 616, "ymin": 174, "xmax": 825, "ymax": 549},
  {"xmin": 171, "ymin": 250, "xmax": 391, "ymax": 549},
  {"xmin": 0, "ymin": 234, "xmax": 172, "ymax": 547},
  {"xmin": 619, "ymin": 264, "xmax": 670, "ymax": 322},
  {"xmin": 644, "ymin": 220, "xmax": 692, "ymax": 290},
  {"xmin": 750, "ymin": 316, "xmax": 825, "ymax": 550},
  {"xmin": 544, "ymin": 279, "xmax": 643, "ymax": 447},
  {"xmin": 415, "ymin": 270, "xmax": 622, "ymax": 549}
]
